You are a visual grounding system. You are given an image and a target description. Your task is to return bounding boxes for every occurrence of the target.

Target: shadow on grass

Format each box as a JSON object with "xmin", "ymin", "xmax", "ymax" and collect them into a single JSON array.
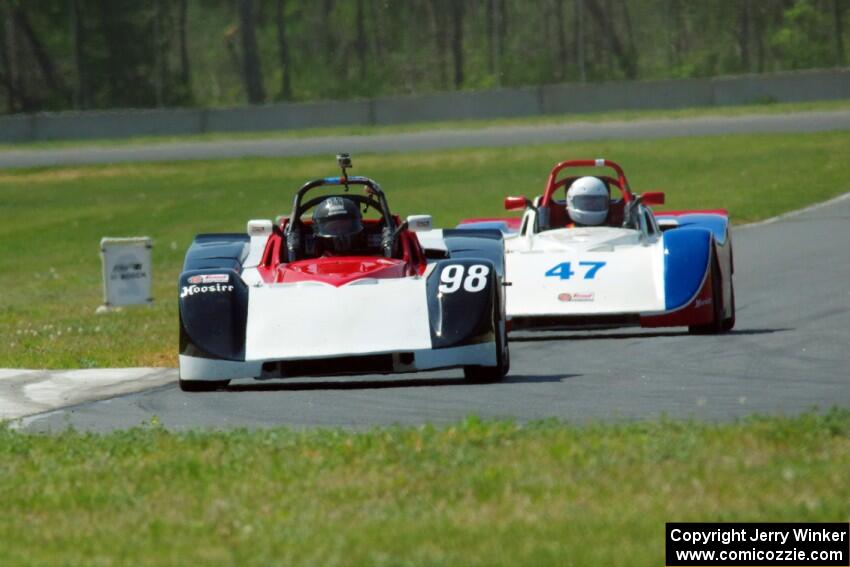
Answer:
[
  {"xmin": 509, "ymin": 328, "xmax": 790, "ymax": 343},
  {"xmin": 224, "ymin": 373, "xmax": 575, "ymax": 392}
]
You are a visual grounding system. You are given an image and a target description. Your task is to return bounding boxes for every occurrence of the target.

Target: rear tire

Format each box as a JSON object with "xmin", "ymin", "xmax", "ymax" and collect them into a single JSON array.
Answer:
[{"xmin": 179, "ymin": 379, "xmax": 230, "ymax": 392}]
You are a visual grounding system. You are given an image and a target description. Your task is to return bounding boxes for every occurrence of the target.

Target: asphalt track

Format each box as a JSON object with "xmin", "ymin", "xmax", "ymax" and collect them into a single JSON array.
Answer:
[
  {"xmin": 2, "ymin": 110, "xmax": 850, "ymax": 169},
  {"xmin": 19, "ymin": 193, "xmax": 850, "ymax": 432}
]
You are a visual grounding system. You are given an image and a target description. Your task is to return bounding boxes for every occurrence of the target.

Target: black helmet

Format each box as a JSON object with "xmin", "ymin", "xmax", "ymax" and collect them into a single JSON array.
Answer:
[{"xmin": 312, "ymin": 196, "xmax": 364, "ymax": 254}]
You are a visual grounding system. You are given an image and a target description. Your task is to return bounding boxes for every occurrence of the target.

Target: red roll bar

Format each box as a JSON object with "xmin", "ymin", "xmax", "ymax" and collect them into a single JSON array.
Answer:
[{"xmin": 540, "ymin": 158, "xmax": 633, "ymax": 206}]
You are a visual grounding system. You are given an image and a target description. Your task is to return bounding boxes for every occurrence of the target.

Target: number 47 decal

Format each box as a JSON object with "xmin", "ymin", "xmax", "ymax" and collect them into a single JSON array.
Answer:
[{"xmin": 545, "ymin": 261, "xmax": 607, "ymax": 280}]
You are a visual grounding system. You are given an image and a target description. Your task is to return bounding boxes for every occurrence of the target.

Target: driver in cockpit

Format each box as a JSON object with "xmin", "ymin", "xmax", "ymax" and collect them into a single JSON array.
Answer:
[
  {"xmin": 312, "ymin": 196, "xmax": 366, "ymax": 256},
  {"xmin": 566, "ymin": 176, "xmax": 610, "ymax": 228}
]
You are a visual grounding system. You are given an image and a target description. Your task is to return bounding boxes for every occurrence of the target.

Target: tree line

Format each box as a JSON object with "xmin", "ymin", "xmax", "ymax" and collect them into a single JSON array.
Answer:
[{"xmin": 0, "ymin": 0, "xmax": 846, "ymax": 114}]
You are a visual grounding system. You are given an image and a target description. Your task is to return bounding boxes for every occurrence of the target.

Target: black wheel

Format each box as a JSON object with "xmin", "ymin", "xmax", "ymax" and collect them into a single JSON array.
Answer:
[
  {"xmin": 463, "ymin": 297, "xmax": 510, "ymax": 384},
  {"xmin": 721, "ymin": 283, "xmax": 736, "ymax": 331},
  {"xmin": 689, "ymin": 252, "xmax": 726, "ymax": 335},
  {"xmin": 179, "ymin": 379, "xmax": 230, "ymax": 392}
]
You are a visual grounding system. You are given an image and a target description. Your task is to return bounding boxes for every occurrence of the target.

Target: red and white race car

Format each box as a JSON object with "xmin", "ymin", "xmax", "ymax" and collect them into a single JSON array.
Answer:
[
  {"xmin": 458, "ymin": 158, "xmax": 736, "ymax": 333},
  {"xmin": 178, "ymin": 156, "xmax": 509, "ymax": 391}
]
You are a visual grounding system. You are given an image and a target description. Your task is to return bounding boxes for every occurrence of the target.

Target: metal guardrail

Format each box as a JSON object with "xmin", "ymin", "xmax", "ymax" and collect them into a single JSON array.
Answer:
[{"xmin": 1, "ymin": 68, "xmax": 848, "ymax": 144}]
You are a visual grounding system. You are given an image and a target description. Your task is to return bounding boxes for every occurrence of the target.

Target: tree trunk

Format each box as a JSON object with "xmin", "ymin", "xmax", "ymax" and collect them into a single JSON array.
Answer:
[
  {"xmin": 835, "ymin": 0, "xmax": 846, "ymax": 66},
  {"xmin": 554, "ymin": 0, "xmax": 567, "ymax": 81},
  {"xmin": 178, "ymin": 0, "xmax": 191, "ymax": 99},
  {"xmin": 13, "ymin": 4, "xmax": 69, "ymax": 100},
  {"xmin": 69, "ymin": 0, "xmax": 86, "ymax": 109},
  {"xmin": 321, "ymin": 0, "xmax": 336, "ymax": 66},
  {"xmin": 369, "ymin": 0, "xmax": 385, "ymax": 65},
  {"xmin": 738, "ymin": 0, "xmax": 751, "ymax": 72},
  {"xmin": 0, "ymin": 7, "xmax": 14, "ymax": 112},
  {"xmin": 238, "ymin": 0, "xmax": 265, "ymax": 103},
  {"xmin": 152, "ymin": 0, "xmax": 164, "ymax": 107},
  {"xmin": 585, "ymin": 0, "xmax": 636, "ymax": 79},
  {"xmin": 355, "ymin": 0, "xmax": 367, "ymax": 76},
  {"xmin": 451, "ymin": 0, "xmax": 464, "ymax": 88},
  {"xmin": 275, "ymin": 0, "xmax": 292, "ymax": 99},
  {"xmin": 98, "ymin": 0, "xmax": 125, "ymax": 106},
  {"xmin": 427, "ymin": 0, "xmax": 448, "ymax": 90},
  {"xmin": 754, "ymin": 1, "xmax": 765, "ymax": 72},
  {"xmin": 574, "ymin": 0, "xmax": 585, "ymax": 82},
  {"xmin": 486, "ymin": 0, "xmax": 495, "ymax": 73},
  {"xmin": 620, "ymin": 0, "xmax": 636, "ymax": 63}
]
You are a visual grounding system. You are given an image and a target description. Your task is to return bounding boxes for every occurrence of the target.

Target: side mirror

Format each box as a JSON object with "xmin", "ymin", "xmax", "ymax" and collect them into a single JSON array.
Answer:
[
  {"xmin": 247, "ymin": 219, "xmax": 273, "ymax": 237},
  {"xmin": 504, "ymin": 195, "xmax": 529, "ymax": 211},
  {"xmin": 406, "ymin": 214, "xmax": 432, "ymax": 232},
  {"xmin": 641, "ymin": 192, "xmax": 665, "ymax": 206}
]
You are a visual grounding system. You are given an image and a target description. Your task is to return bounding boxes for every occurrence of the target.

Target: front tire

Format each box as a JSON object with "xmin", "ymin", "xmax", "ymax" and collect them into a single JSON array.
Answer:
[
  {"xmin": 689, "ymin": 252, "xmax": 730, "ymax": 335},
  {"xmin": 463, "ymin": 297, "xmax": 510, "ymax": 384},
  {"xmin": 720, "ymin": 284, "xmax": 735, "ymax": 332},
  {"xmin": 179, "ymin": 379, "xmax": 230, "ymax": 392}
]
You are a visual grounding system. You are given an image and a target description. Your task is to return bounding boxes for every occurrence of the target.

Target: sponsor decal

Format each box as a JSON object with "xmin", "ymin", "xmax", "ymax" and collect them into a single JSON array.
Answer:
[
  {"xmin": 558, "ymin": 292, "xmax": 595, "ymax": 302},
  {"xmin": 110, "ymin": 262, "xmax": 146, "ymax": 281},
  {"xmin": 695, "ymin": 298, "xmax": 713, "ymax": 309},
  {"xmin": 180, "ymin": 283, "xmax": 234, "ymax": 299},
  {"xmin": 325, "ymin": 196, "xmax": 348, "ymax": 216},
  {"xmin": 187, "ymin": 273, "xmax": 229, "ymax": 285}
]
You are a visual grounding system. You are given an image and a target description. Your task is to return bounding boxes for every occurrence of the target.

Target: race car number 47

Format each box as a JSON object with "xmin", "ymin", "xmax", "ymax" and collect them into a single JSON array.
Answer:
[
  {"xmin": 439, "ymin": 264, "xmax": 489, "ymax": 293},
  {"xmin": 545, "ymin": 261, "xmax": 607, "ymax": 280}
]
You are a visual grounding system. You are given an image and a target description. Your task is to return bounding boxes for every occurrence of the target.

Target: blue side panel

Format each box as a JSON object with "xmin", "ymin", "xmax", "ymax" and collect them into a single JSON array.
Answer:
[
  {"xmin": 183, "ymin": 234, "xmax": 249, "ymax": 272},
  {"xmin": 663, "ymin": 228, "xmax": 712, "ymax": 310},
  {"xmin": 656, "ymin": 213, "xmax": 729, "ymax": 245}
]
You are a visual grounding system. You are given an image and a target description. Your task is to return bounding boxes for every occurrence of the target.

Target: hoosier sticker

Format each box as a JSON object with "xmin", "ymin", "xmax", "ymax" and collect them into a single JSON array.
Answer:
[{"xmin": 180, "ymin": 283, "xmax": 234, "ymax": 298}]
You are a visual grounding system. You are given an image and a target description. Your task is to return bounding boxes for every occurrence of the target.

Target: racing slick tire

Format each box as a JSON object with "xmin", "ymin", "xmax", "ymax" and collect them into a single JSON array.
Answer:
[
  {"xmin": 179, "ymin": 378, "xmax": 230, "ymax": 392},
  {"xmin": 463, "ymin": 295, "xmax": 510, "ymax": 384},
  {"xmin": 689, "ymin": 252, "xmax": 732, "ymax": 335},
  {"xmin": 721, "ymin": 283, "xmax": 736, "ymax": 331}
]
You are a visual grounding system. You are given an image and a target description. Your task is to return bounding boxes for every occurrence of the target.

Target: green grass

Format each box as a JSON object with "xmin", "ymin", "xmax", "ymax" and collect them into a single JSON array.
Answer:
[
  {"xmin": 1, "ymin": 130, "xmax": 849, "ymax": 368},
  {"xmin": 3, "ymin": 98, "xmax": 849, "ymax": 150},
  {"xmin": 1, "ymin": 411, "xmax": 848, "ymax": 566}
]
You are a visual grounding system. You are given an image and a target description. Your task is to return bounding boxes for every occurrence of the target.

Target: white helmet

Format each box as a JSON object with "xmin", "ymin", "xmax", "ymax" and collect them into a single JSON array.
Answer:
[{"xmin": 566, "ymin": 176, "xmax": 609, "ymax": 226}]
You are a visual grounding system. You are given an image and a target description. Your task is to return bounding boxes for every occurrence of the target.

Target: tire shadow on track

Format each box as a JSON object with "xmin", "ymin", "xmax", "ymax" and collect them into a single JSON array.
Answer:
[
  {"xmin": 508, "ymin": 328, "xmax": 790, "ymax": 343},
  {"xmin": 223, "ymin": 373, "xmax": 574, "ymax": 393}
]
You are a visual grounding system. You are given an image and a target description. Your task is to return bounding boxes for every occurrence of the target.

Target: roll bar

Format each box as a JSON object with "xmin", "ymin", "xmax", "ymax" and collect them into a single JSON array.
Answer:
[
  {"xmin": 540, "ymin": 158, "xmax": 634, "ymax": 206},
  {"xmin": 285, "ymin": 176, "xmax": 396, "ymax": 235}
]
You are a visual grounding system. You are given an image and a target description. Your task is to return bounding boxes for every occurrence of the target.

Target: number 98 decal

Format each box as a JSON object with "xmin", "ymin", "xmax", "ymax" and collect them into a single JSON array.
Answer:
[{"xmin": 439, "ymin": 264, "xmax": 490, "ymax": 294}]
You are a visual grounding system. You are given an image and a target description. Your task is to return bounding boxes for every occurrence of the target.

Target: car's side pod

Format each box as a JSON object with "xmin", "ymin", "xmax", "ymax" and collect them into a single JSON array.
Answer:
[
  {"xmin": 425, "ymin": 257, "xmax": 501, "ymax": 349},
  {"xmin": 179, "ymin": 234, "xmax": 252, "ymax": 361},
  {"xmin": 661, "ymin": 228, "xmax": 713, "ymax": 311},
  {"xmin": 442, "ymin": 228, "xmax": 506, "ymax": 280}
]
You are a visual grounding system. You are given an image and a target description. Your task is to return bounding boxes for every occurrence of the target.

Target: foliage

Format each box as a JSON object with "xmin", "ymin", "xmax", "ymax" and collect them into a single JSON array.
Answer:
[{"xmin": 0, "ymin": 0, "xmax": 847, "ymax": 113}]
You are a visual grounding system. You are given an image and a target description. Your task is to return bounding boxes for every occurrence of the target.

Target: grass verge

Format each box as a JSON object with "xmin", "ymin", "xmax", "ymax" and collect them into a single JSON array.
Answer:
[
  {"xmin": 2, "ymin": 98, "xmax": 849, "ymax": 150},
  {"xmin": 1, "ymin": 130, "xmax": 849, "ymax": 368},
  {"xmin": 1, "ymin": 411, "xmax": 848, "ymax": 566}
]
